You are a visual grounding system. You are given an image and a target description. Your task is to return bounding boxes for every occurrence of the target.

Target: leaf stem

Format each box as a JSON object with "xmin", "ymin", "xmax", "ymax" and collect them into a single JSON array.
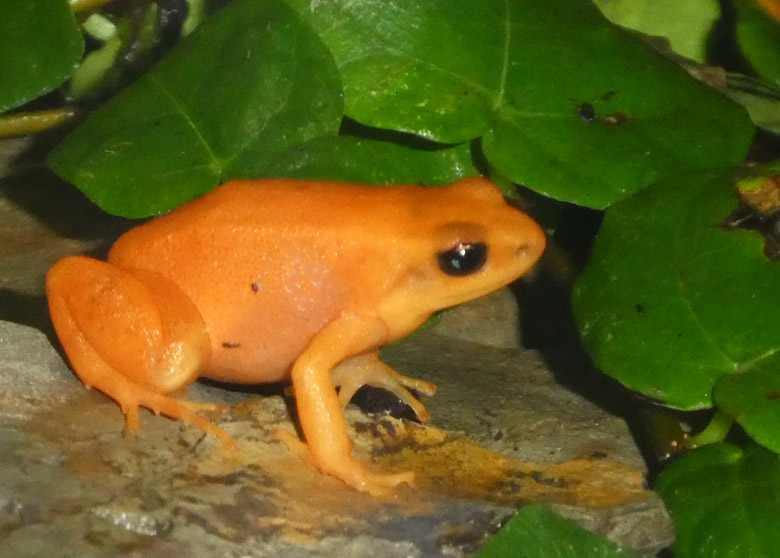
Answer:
[
  {"xmin": 686, "ymin": 410, "xmax": 733, "ymax": 448},
  {"xmin": 0, "ymin": 108, "xmax": 80, "ymax": 137},
  {"xmin": 70, "ymin": 0, "xmax": 117, "ymax": 13}
]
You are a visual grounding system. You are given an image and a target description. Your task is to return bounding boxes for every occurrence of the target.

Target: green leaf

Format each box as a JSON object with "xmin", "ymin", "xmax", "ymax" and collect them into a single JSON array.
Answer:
[
  {"xmin": 573, "ymin": 169, "xmax": 780, "ymax": 411},
  {"xmin": 594, "ymin": 0, "xmax": 719, "ymax": 62},
  {"xmin": 714, "ymin": 358, "xmax": 780, "ymax": 454},
  {"xmin": 266, "ymin": 136, "xmax": 478, "ymax": 184},
  {"xmin": 0, "ymin": 0, "xmax": 83, "ymax": 112},
  {"xmin": 656, "ymin": 442, "xmax": 780, "ymax": 558},
  {"xmin": 736, "ymin": 0, "xmax": 780, "ymax": 88},
  {"xmin": 725, "ymin": 74, "xmax": 780, "ymax": 134},
  {"xmin": 49, "ymin": 0, "xmax": 343, "ymax": 218},
  {"xmin": 286, "ymin": 0, "xmax": 753, "ymax": 209},
  {"xmin": 477, "ymin": 503, "xmax": 637, "ymax": 558}
]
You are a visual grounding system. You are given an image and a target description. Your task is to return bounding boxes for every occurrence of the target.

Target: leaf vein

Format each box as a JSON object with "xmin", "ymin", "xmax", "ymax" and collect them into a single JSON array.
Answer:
[
  {"xmin": 494, "ymin": 0, "xmax": 511, "ymax": 110},
  {"xmin": 147, "ymin": 75, "xmax": 221, "ymax": 171},
  {"xmin": 675, "ymin": 269, "xmax": 738, "ymax": 371}
]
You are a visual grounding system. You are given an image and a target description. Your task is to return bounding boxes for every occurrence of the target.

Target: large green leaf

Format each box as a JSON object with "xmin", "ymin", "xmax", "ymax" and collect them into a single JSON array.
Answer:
[
  {"xmin": 573, "ymin": 169, "xmax": 780, "ymax": 411},
  {"xmin": 0, "ymin": 0, "xmax": 83, "ymax": 112},
  {"xmin": 594, "ymin": 0, "xmax": 719, "ymax": 62},
  {"xmin": 266, "ymin": 136, "xmax": 478, "ymax": 184},
  {"xmin": 49, "ymin": 0, "xmax": 343, "ymax": 218},
  {"xmin": 477, "ymin": 504, "xmax": 637, "ymax": 558},
  {"xmin": 656, "ymin": 442, "xmax": 780, "ymax": 558},
  {"xmin": 285, "ymin": 0, "xmax": 753, "ymax": 209}
]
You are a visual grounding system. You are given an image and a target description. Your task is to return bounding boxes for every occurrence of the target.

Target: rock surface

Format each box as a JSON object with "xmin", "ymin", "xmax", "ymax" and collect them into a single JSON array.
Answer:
[{"xmin": 0, "ymin": 153, "xmax": 674, "ymax": 556}]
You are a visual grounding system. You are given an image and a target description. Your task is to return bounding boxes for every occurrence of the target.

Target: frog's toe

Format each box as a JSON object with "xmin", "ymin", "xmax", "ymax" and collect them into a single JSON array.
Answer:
[
  {"xmin": 178, "ymin": 400, "xmax": 231, "ymax": 414},
  {"xmin": 120, "ymin": 400, "xmax": 141, "ymax": 432},
  {"xmin": 143, "ymin": 392, "xmax": 236, "ymax": 450},
  {"xmin": 332, "ymin": 354, "xmax": 436, "ymax": 422},
  {"xmin": 346, "ymin": 467, "xmax": 415, "ymax": 498},
  {"xmin": 273, "ymin": 428, "xmax": 310, "ymax": 461},
  {"xmin": 384, "ymin": 383, "xmax": 432, "ymax": 423}
]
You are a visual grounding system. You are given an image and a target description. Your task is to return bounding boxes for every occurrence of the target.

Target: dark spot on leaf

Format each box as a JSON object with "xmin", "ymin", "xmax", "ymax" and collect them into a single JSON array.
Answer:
[
  {"xmin": 766, "ymin": 390, "xmax": 780, "ymax": 401},
  {"xmin": 577, "ymin": 102, "xmax": 596, "ymax": 123},
  {"xmin": 602, "ymin": 90, "xmax": 616, "ymax": 101},
  {"xmin": 603, "ymin": 112, "xmax": 628, "ymax": 126},
  {"xmin": 222, "ymin": 341, "xmax": 240, "ymax": 349},
  {"xmin": 635, "ymin": 303, "xmax": 645, "ymax": 314}
]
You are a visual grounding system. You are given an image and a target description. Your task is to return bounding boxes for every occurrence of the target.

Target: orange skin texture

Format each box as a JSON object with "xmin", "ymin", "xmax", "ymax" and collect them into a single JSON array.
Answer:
[{"xmin": 46, "ymin": 177, "xmax": 546, "ymax": 496}]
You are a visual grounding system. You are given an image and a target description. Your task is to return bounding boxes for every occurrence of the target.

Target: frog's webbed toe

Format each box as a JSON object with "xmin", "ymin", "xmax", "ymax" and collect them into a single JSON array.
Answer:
[{"xmin": 331, "ymin": 352, "xmax": 436, "ymax": 423}]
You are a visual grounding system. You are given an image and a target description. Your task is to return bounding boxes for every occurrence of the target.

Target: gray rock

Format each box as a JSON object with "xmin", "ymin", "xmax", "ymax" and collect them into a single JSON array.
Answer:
[{"xmin": 0, "ymin": 316, "xmax": 673, "ymax": 558}]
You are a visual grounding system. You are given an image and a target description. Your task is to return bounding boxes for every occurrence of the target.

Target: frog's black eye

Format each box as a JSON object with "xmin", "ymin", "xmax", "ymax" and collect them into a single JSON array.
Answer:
[{"xmin": 437, "ymin": 242, "xmax": 487, "ymax": 276}]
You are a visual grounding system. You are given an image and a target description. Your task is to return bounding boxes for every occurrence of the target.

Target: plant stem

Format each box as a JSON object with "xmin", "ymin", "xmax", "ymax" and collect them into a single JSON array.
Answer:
[
  {"xmin": 0, "ymin": 108, "xmax": 79, "ymax": 137},
  {"xmin": 686, "ymin": 410, "xmax": 733, "ymax": 448},
  {"xmin": 70, "ymin": 0, "xmax": 117, "ymax": 13}
]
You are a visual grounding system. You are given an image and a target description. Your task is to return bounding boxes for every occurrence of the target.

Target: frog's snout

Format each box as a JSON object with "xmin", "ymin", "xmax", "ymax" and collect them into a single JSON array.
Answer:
[{"xmin": 516, "ymin": 221, "xmax": 546, "ymax": 269}]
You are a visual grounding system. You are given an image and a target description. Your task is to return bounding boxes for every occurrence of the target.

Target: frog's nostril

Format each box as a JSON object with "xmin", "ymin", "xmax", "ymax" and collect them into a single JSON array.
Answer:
[
  {"xmin": 515, "ymin": 233, "xmax": 545, "ymax": 263},
  {"xmin": 516, "ymin": 244, "xmax": 529, "ymax": 258}
]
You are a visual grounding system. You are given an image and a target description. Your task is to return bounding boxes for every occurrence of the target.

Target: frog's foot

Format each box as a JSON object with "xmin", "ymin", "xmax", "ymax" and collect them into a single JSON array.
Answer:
[
  {"xmin": 101, "ymin": 371, "xmax": 237, "ymax": 450},
  {"xmin": 274, "ymin": 429, "xmax": 414, "ymax": 497},
  {"xmin": 332, "ymin": 353, "xmax": 436, "ymax": 422}
]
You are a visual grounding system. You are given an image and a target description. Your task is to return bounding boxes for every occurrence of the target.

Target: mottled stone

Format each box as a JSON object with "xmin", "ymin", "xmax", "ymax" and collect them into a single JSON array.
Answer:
[{"xmin": 0, "ymin": 318, "xmax": 673, "ymax": 557}]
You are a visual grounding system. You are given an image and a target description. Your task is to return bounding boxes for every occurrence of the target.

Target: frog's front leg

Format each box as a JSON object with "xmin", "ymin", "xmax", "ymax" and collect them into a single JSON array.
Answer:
[
  {"xmin": 331, "ymin": 352, "xmax": 436, "ymax": 422},
  {"xmin": 46, "ymin": 256, "xmax": 234, "ymax": 449},
  {"xmin": 277, "ymin": 316, "xmax": 414, "ymax": 497}
]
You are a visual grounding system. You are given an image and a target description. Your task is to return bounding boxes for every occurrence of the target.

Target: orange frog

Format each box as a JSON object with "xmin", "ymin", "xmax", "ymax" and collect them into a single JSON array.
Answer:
[{"xmin": 46, "ymin": 177, "xmax": 545, "ymax": 496}]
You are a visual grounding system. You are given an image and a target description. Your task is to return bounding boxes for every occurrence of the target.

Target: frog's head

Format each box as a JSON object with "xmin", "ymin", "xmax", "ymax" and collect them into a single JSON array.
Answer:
[{"xmin": 378, "ymin": 177, "xmax": 546, "ymax": 338}]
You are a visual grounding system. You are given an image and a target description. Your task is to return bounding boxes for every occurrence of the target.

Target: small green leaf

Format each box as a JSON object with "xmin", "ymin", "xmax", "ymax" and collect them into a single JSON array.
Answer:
[
  {"xmin": 594, "ymin": 0, "xmax": 719, "ymax": 62},
  {"xmin": 67, "ymin": 36, "xmax": 123, "ymax": 100},
  {"xmin": 725, "ymin": 74, "xmax": 780, "ymax": 134},
  {"xmin": 477, "ymin": 504, "xmax": 637, "ymax": 558},
  {"xmin": 573, "ymin": 169, "xmax": 780, "ymax": 411},
  {"xmin": 736, "ymin": 0, "xmax": 780, "ymax": 88},
  {"xmin": 714, "ymin": 358, "xmax": 780, "ymax": 454},
  {"xmin": 266, "ymin": 136, "xmax": 478, "ymax": 184},
  {"xmin": 0, "ymin": 0, "xmax": 83, "ymax": 111},
  {"xmin": 287, "ymin": 0, "xmax": 752, "ymax": 209},
  {"xmin": 656, "ymin": 442, "xmax": 780, "ymax": 558},
  {"xmin": 49, "ymin": 0, "xmax": 343, "ymax": 217}
]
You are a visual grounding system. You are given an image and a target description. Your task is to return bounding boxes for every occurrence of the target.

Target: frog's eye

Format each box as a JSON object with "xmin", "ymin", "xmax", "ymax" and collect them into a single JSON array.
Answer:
[{"xmin": 437, "ymin": 242, "xmax": 487, "ymax": 276}]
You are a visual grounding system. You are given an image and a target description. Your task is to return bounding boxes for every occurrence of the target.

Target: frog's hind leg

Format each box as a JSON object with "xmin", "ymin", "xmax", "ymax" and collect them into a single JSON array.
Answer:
[
  {"xmin": 331, "ymin": 352, "xmax": 436, "ymax": 422},
  {"xmin": 46, "ymin": 256, "xmax": 234, "ymax": 449}
]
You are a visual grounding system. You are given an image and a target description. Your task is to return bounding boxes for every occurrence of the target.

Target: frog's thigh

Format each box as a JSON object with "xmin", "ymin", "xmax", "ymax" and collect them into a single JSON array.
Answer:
[
  {"xmin": 331, "ymin": 352, "xmax": 436, "ymax": 422},
  {"xmin": 46, "ymin": 256, "xmax": 233, "ymax": 448}
]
